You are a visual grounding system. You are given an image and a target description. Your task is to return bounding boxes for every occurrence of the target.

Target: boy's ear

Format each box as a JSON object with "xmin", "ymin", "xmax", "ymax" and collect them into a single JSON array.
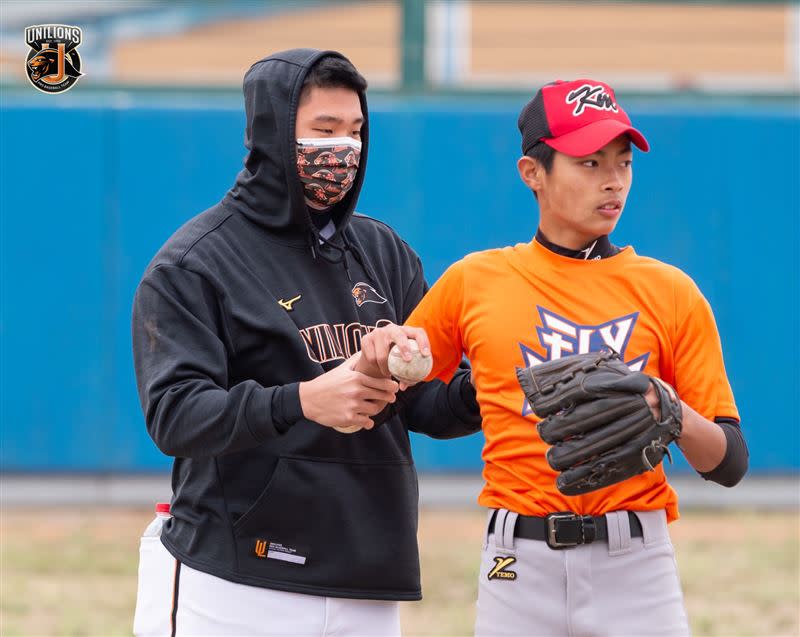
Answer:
[{"xmin": 517, "ymin": 155, "xmax": 544, "ymax": 192}]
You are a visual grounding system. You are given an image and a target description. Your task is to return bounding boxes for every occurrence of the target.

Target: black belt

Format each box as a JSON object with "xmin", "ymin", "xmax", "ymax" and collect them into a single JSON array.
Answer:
[{"xmin": 489, "ymin": 510, "xmax": 643, "ymax": 550}]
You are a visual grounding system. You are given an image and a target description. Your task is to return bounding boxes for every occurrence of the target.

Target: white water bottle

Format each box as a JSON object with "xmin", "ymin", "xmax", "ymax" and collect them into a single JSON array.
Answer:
[{"xmin": 142, "ymin": 502, "xmax": 172, "ymax": 538}]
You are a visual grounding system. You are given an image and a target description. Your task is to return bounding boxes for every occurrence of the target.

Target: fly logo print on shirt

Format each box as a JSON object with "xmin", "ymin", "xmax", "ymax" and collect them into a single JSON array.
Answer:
[
  {"xmin": 299, "ymin": 318, "xmax": 393, "ymax": 364},
  {"xmin": 518, "ymin": 306, "xmax": 650, "ymax": 415}
]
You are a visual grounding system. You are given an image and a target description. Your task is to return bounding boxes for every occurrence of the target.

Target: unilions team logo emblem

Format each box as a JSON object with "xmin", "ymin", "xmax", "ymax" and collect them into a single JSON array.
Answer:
[{"xmin": 24, "ymin": 24, "xmax": 84, "ymax": 94}]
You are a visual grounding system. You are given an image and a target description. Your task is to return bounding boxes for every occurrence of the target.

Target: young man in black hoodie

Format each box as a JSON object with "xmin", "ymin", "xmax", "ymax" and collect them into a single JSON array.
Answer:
[{"xmin": 131, "ymin": 49, "xmax": 480, "ymax": 636}]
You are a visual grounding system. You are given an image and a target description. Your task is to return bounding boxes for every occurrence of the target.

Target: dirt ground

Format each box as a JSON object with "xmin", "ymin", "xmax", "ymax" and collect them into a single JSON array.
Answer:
[{"xmin": 1, "ymin": 508, "xmax": 797, "ymax": 636}]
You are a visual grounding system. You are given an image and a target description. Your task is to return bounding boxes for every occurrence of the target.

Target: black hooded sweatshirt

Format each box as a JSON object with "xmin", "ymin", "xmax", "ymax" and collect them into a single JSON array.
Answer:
[{"xmin": 132, "ymin": 49, "xmax": 481, "ymax": 601}]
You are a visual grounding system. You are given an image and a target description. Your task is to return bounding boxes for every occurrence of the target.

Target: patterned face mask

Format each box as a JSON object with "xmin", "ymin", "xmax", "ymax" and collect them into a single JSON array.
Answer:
[{"xmin": 296, "ymin": 137, "xmax": 361, "ymax": 209}]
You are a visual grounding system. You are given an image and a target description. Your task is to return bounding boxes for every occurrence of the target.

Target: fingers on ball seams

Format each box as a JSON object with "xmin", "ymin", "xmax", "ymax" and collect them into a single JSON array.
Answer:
[{"xmin": 387, "ymin": 340, "xmax": 433, "ymax": 384}]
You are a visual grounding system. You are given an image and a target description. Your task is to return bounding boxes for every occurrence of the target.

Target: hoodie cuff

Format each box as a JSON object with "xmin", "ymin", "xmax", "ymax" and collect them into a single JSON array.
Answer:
[
  {"xmin": 246, "ymin": 383, "xmax": 305, "ymax": 439},
  {"xmin": 448, "ymin": 372, "xmax": 481, "ymax": 424},
  {"xmin": 271, "ymin": 382, "xmax": 305, "ymax": 435}
]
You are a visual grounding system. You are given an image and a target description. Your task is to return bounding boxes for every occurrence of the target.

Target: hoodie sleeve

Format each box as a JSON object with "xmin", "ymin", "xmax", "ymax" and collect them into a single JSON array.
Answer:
[
  {"xmin": 396, "ymin": 362, "xmax": 481, "ymax": 439},
  {"xmin": 132, "ymin": 264, "xmax": 303, "ymax": 458},
  {"xmin": 382, "ymin": 256, "xmax": 482, "ymax": 439}
]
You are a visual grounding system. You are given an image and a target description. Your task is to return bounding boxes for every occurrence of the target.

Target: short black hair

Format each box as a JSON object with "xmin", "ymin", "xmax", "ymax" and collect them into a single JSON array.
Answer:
[
  {"xmin": 300, "ymin": 55, "xmax": 368, "ymax": 102},
  {"xmin": 526, "ymin": 142, "xmax": 556, "ymax": 173}
]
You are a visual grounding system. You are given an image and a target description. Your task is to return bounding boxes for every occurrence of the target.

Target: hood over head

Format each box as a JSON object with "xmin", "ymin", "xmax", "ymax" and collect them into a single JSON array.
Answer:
[{"xmin": 223, "ymin": 48, "xmax": 369, "ymax": 242}]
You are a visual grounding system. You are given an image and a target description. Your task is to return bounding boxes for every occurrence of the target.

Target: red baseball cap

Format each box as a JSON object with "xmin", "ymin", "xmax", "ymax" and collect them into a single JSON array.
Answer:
[{"xmin": 518, "ymin": 79, "xmax": 649, "ymax": 156}]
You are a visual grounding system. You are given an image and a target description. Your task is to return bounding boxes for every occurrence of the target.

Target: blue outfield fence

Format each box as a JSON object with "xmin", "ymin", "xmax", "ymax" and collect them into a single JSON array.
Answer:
[{"xmin": 1, "ymin": 91, "xmax": 798, "ymax": 473}]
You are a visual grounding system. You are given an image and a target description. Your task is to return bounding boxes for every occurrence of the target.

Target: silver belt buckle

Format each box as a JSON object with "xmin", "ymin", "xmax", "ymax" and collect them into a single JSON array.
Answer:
[{"xmin": 546, "ymin": 512, "xmax": 580, "ymax": 549}]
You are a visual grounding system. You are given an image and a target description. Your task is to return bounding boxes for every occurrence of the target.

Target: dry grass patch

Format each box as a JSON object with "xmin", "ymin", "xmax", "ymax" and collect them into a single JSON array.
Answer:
[
  {"xmin": 1, "ymin": 508, "xmax": 146, "ymax": 637},
  {"xmin": 1, "ymin": 508, "xmax": 797, "ymax": 637}
]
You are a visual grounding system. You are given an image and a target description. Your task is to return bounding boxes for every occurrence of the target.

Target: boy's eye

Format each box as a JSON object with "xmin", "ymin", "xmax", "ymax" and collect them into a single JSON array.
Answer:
[
  {"xmin": 313, "ymin": 128, "xmax": 334, "ymax": 135},
  {"xmin": 582, "ymin": 160, "xmax": 598, "ymax": 167}
]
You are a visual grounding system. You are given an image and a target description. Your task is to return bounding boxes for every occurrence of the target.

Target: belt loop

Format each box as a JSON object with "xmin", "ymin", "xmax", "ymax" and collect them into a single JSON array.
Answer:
[
  {"xmin": 606, "ymin": 511, "xmax": 632, "ymax": 556},
  {"xmin": 501, "ymin": 510, "xmax": 518, "ymax": 552},
  {"xmin": 636, "ymin": 509, "xmax": 669, "ymax": 547},
  {"xmin": 489, "ymin": 509, "xmax": 517, "ymax": 552},
  {"xmin": 483, "ymin": 509, "xmax": 496, "ymax": 550},
  {"xmin": 492, "ymin": 509, "xmax": 508, "ymax": 548}
]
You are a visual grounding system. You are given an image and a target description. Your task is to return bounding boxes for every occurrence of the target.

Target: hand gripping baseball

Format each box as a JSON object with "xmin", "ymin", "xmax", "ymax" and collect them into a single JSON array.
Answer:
[
  {"xmin": 336, "ymin": 323, "xmax": 433, "ymax": 434},
  {"xmin": 516, "ymin": 350, "xmax": 682, "ymax": 495},
  {"xmin": 387, "ymin": 339, "xmax": 433, "ymax": 384},
  {"xmin": 357, "ymin": 323, "xmax": 432, "ymax": 383}
]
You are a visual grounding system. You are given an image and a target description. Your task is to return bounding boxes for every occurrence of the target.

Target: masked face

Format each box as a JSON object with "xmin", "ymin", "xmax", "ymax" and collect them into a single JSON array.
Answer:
[{"xmin": 296, "ymin": 137, "xmax": 361, "ymax": 210}]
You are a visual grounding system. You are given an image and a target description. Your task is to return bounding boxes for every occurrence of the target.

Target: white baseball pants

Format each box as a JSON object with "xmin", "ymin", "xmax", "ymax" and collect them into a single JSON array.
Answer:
[
  {"xmin": 133, "ymin": 516, "xmax": 401, "ymax": 637},
  {"xmin": 474, "ymin": 509, "xmax": 691, "ymax": 637}
]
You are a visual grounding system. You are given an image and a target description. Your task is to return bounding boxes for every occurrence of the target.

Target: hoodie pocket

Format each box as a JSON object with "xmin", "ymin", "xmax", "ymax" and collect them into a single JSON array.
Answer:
[{"xmin": 232, "ymin": 455, "xmax": 420, "ymax": 597}]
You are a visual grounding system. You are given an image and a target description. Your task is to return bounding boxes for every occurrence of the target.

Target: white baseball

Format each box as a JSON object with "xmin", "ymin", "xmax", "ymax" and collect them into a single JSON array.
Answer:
[{"xmin": 387, "ymin": 339, "xmax": 433, "ymax": 384}]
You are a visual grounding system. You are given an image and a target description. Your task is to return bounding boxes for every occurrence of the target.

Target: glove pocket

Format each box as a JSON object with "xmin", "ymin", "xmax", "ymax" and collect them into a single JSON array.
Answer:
[
  {"xmin": 546, "ymin": 399, "xmax": 654, "ymax": 470},
  {"xmin": 231, "ymin": 455, "xmax": 420, "ymax": 595},
  {"xmin": 538, "ymin": 396, "xmax": 646, "ymax": 443}
]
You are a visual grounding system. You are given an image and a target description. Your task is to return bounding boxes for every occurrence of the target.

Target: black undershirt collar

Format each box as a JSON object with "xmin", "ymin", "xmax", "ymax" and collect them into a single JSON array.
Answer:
[
  {"xmin": 310, "ymin": 208, "xmax": 334, "ymax": 230},
  {"xmin": 535, "ymin": 228, "xmax": 620, "ymax": 260}
]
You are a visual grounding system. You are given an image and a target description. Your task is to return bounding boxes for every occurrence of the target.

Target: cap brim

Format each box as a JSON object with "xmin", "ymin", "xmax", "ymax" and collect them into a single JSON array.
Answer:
[{"xmin": 544, "ymin": 120, "xmax": 649, "ymax": 156}]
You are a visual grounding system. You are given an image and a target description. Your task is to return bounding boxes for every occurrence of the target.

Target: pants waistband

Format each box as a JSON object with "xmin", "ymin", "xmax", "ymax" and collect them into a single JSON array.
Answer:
[{"xmin": 488, "ymin": 510, "xmax": 643, "ymax": 549}]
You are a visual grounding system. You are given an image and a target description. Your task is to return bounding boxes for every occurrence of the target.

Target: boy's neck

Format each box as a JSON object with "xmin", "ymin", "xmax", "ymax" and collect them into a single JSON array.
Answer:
[{"xmin": 535, "ymin": 228, "xmax": 619, "ymax": 260}]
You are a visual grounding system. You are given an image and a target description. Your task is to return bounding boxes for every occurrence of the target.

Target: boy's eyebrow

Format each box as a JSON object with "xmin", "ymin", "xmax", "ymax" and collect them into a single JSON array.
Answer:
[
  {"xmin": 313, "ymin": 114, "xmax": 364, "ymax": 125},
  {"xmin": 591, "ymin": 145, "xmax": 632, "ymax": 157}
]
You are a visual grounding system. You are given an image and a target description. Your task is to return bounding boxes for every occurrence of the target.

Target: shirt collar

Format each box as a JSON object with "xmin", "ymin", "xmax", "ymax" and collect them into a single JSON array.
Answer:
[{"xmin": 534, "ymin": 228, "xmax": 620, "ymax": 260}]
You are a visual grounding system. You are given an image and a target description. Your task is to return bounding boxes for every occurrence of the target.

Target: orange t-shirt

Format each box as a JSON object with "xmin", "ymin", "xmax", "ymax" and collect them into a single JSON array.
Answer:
[{"xmin": 406, "ymin": 239, "xmax": 738, "ymax": 522}]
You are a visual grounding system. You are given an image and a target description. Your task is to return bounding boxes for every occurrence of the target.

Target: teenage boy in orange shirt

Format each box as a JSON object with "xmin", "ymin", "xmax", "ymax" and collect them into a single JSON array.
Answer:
[{"xmin": 360, "ymin": 78, "xmax": 748, "ymax": 636}]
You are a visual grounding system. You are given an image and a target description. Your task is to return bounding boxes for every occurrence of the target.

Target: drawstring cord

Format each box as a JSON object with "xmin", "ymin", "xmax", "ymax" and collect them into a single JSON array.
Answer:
[
  {"xmin": 345, "ymin": 239, "xmax": 381, "ymax": 286},
  {"xmin": 342, "ymin": 250, "xmax": 352, "ymax": 282},
  {"xmin": 306, "ymin": 226, "xmax": 379, "ymax": 286},
  {"xmin": 309, "ymin": 231, "xmax": 317, "ymax": 261},
  {"xmin": 307, "ymin": 226, "xmax": 352, "ymax": 280}
]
